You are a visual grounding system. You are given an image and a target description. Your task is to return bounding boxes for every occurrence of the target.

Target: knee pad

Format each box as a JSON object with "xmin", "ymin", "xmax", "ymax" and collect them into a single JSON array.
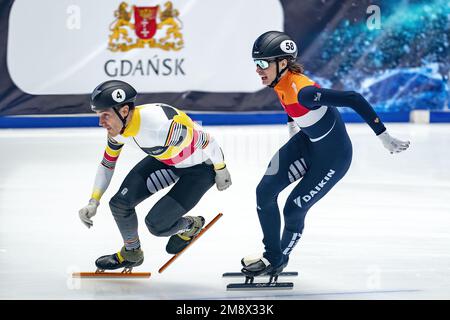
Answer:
[
  {"xmin": 145, "ymin": 217, "xmax": 164, "ymax": 236},
  {"xmin": 145, "ymin": 196, "xmax": 187, "ymax": 236},
  {"xmin": 109, "ymin": 192, "xmax": 135, "ymax": 218}
]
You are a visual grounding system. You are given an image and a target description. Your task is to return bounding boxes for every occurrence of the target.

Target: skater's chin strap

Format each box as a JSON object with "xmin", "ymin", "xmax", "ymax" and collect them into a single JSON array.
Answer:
[
  {"xmin": 112, "ymin": 106, "xmax": 131, "ymax": 135},
  {"xmin": 268, "ymin": 60, "xmax": 289, "ymax": 88}
]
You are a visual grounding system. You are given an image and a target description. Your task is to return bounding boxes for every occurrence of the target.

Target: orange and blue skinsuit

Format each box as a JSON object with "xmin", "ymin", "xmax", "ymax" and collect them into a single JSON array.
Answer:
[{"xmin": 257, "ymin": 71, "xmax": 386, "ymax": 268}]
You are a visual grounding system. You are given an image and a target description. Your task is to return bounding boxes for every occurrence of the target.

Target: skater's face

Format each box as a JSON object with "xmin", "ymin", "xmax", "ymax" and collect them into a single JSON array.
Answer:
[
  {"xmin": 255, "ymin": 58, "xmax": 288, "ymax": 86},
  {"xmin": 97, "ymin": 106, "xmax": 130, "ymax": 136}
]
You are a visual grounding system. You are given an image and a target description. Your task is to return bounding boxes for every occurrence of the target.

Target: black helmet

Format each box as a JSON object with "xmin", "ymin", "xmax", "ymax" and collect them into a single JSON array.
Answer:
[
  {"xmin": 90, "ymin": 80, "xmax": 137, "ymax": 112},
  {"xmin": 252, "ymin": 31, "xmax": 298, "ymax": 87},
  {"xmin": 252, "ymin": 31, "xmax": 298, "ymax": 61}
]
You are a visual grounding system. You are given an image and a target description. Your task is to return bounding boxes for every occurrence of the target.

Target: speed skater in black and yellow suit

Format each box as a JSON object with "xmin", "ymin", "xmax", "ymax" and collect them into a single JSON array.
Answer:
[
  {"xmin": 78, "ymin": 80, "xmax": 232, "ymax": 271},
  {"xmin": 241, "ymin": 31, "xmax": 410, "ymax": 277}
]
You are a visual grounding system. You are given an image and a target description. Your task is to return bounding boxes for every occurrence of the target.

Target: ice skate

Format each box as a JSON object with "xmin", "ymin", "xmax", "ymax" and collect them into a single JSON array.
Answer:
[
  {"xmin": 166, "ymin": 216, "xmax": 205, "ymax": 254},
  {"xmin": 95, "ymin": 246, "xmax": 144, "ymax": 272},
  {"xmin": 72, "ymin": 246, "xmax": 150, "ymax": 278},
  {"xmin": 159, "ymin": 213, "xmax": 223, "ymax": 273},
  {"xmin": 241, "ymin": 254, "xmax": 286, "ymax": 278},
  {"xmin": 223, "ymin": 255, "xmax": 296, "ymax": 277},
  {"xmin": 224, "ymin": 253, "xmax": 296, "ymax": 290}
]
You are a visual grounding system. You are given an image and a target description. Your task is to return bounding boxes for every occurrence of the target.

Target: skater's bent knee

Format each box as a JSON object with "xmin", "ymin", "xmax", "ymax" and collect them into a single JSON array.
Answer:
[
  {"xmin": 145, "ymin": 215, "xmax": 171, "ymax": 236},
  {"xmin": 256, "ymin": 180, "xmax": 279, "ymax": 206},
  {"xmin": 109, "ymin": 194, "xmax": 134, "ymax": 216},
  {"xmin": 145, "ymin": 220, "xmax": 162, "ymax": 236}
]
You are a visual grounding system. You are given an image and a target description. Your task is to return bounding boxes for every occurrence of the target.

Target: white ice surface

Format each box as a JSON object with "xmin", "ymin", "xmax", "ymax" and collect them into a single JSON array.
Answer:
[{"xmin": 0, "ymin": 123, "xmax": 449, "ymax": 300}]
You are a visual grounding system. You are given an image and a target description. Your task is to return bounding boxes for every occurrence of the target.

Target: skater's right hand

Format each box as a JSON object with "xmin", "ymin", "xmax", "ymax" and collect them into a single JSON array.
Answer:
[{"xmin": 78, "ymin": 199, "xmax": 99, "ymax": 228}]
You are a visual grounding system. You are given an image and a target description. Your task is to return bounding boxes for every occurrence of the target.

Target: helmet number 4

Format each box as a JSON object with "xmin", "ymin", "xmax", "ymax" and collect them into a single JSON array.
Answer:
[{"xmin": 112, "ymin": 89, "xmax": 126, "ymax": 103}]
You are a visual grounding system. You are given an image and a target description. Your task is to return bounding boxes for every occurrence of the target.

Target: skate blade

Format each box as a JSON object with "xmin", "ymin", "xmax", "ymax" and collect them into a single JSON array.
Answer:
[
  {"xmin": 159, "ymin": 213, "xmax": 223, "ymax": 273},
  {"xmin": 222, "ymin": 271, "xmax": 298, "ymax": 277},
  {"xmin": 226, "ymin": 282, "xmax": 294, "ymax": 291},
  {"xmin": 72, "ymin": 271, "xmax": 151, "ymax": 278}
]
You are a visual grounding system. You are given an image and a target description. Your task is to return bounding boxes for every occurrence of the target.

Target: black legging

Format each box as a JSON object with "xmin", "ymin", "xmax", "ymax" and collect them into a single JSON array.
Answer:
[{"xmin": 109, "ymin": 156, "xmax": 215, "ymax": 244}]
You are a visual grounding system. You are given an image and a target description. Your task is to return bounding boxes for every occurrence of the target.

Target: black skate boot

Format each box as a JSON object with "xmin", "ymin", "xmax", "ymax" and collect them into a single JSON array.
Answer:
[
  {"xmin": 95, "ymin": 246, "xmax": 144, "ymax": 272},
  {"xmin": 166, "ymin": 216, "xmax": 205, "ymax": 254},
  {"xmin": 241, "ymin": 254, "xmax": 286, "ymax": 278},
  {"xmin": 224, "ymin": 254, "xmax": 295, "ymax": 290}
]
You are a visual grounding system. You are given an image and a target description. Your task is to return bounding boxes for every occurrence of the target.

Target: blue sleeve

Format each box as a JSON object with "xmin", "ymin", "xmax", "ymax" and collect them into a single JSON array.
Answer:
[{"xmin": 297, "ymin": 86, "xmax": 386, "ymax": 135}]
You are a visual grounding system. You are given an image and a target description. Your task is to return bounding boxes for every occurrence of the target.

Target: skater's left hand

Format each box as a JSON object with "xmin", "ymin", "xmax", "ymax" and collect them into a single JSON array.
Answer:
[
  {"xmin": 378, "ymin": 131, "xmax": 410, "ymax": 154},
  {"xmin": 214, "ymin": 164, "xmax": 232, "ymax": 191}
]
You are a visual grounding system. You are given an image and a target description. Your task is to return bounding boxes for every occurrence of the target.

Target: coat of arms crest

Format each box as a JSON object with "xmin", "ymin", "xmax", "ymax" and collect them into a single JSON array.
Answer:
[{"xmin": 108, "ymin": 1, "xmax": 184, "ymax": 52}]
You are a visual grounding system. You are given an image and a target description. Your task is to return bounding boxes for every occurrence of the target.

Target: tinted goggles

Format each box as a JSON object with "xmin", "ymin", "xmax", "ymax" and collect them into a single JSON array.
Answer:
[{"xmin": 254, "ymin": 59, "xmax": 274, "ymax": 70}]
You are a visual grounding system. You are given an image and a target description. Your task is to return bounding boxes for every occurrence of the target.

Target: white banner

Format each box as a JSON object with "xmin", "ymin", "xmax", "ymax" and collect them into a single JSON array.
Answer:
[{"xmin": 7, "ymin": 0, "xmax": 284, "ymax": 94}]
